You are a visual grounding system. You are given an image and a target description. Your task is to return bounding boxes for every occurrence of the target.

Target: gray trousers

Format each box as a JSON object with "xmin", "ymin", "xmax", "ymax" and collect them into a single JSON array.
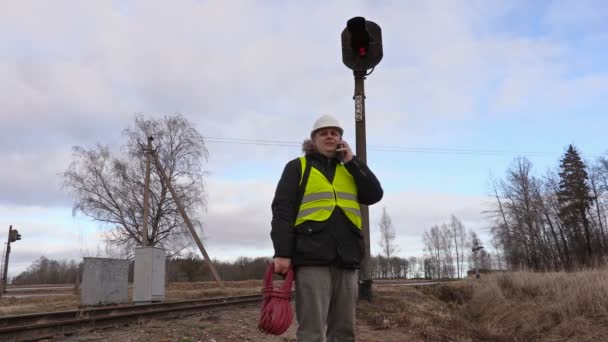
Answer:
[{"xmin": 295, "ymin": 265, "xmax": 358, "ymax": 342}]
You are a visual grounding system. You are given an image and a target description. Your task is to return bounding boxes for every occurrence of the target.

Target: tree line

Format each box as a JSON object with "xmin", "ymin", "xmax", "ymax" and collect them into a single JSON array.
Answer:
[
  {"xmin": 374, "ymin": 207, "xmax": 489, "ymax": 280},
  {"xmin": 12, "ymin": 254, "xmax": 441, "ymax": 285},
  {"xmin": 419, "ymin": 215, "xmax": 494, "ymax": 280},
  {"xmin": 11, "ymin": 256, "xmax": 271, "ymax": 285},
  {"xmin": 490, "ymin": 145, "xmax": 608, "ymax": 271}
]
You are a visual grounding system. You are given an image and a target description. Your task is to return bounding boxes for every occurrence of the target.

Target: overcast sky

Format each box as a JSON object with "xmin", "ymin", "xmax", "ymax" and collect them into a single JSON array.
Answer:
[{"xmin": 2, "ymin": 0, "xmax": 607, "ymax": 277}]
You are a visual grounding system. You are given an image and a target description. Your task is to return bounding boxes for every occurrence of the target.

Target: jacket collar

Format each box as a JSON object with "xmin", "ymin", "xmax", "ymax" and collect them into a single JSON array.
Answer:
[{"xmin": 302, "ymin": 139, "xmax": 339, "ymax": 165}]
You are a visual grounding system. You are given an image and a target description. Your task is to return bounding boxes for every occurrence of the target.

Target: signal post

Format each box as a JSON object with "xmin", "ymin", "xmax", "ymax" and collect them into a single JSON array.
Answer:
[
  {"xmin": 1, "ymin": 225, "xmax": 21, "ymax": 295},
  {"xmin": 341, "ymin": 16, "xmax": 383, "ymax": 301}
]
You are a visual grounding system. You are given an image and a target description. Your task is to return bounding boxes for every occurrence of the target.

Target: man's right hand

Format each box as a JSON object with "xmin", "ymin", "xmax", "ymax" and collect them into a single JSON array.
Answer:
[{"xmin": 273, "ymin": 257, "xmax": 292, "ymax": 274}]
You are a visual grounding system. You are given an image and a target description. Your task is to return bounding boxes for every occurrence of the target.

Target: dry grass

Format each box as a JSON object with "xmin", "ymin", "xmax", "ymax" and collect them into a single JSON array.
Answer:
[
  {"xmin": 457, "ymin": 269, "xmax": 608, "ymax": 341},
  {"xmin": 0, "ymin": 295, "xmax": 80, "ymax": 316},
  {"xmin": 5, "ymin": 273, "xmax": 608, "ymax": 341},
  {"xmin": 0, "ymin": 281, "xmax": 263, "ymax": 316},
  {"xmin": 357, "ymin": 286, "xmax": 480, "ymax": 341},
  {"xmin": 357, "ymin": 270, "xmax": 608, "ymax": 341}
]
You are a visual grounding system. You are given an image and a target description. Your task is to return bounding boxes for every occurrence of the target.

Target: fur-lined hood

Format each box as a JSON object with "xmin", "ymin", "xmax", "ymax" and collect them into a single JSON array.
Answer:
[{"xmin": 302, "ymin": 139, "xmax": 317, "ymax": 155}]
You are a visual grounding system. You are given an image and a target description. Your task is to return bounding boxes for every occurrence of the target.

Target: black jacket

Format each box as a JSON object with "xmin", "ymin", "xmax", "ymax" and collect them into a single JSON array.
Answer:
[{"xmin": 270, "ymin": 143, "xmax": 383, "ymax": 268}]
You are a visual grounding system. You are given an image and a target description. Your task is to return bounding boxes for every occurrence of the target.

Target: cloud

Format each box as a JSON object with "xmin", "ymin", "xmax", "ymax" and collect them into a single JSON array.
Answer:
[
  {"xmin": 203, "ymin": 179, "xmax": 275, "ymax": 248},
  {"xmin": 0, "ymin": 1, "xmax": 606, "ymax": 272},
  {"xmin": 202, "ymin": 177, "xmax": 491, "ymax": 259},
  {"xmin": 0, "ymin": 148, "xmax": 72, "ymax": 206},
  {"xmin": 2, "ymin": 1, "xmax": 604, "ymax": 147}
]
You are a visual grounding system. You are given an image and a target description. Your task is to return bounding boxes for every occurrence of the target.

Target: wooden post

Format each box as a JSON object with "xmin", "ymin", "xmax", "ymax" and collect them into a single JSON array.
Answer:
[
  {"xmin": 1, "ymin": 226, "xmax": 12, "ymax": 295},
  {"xmin": 354, "ymin": 70, "xmax": 373, "ymax": 301},
  {"xmin": 141, "ymin": 136, "xmax": 154, "ymax": 247},
  {"xmin": 151, "ymin": 151, "xmax": 225, "ymax": 289}
]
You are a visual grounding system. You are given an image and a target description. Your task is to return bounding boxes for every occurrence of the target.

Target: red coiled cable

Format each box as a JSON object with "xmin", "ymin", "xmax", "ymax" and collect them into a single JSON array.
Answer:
[{"xmin": 258, "ymin": 262, "xmax": 294, "ymax": 335}]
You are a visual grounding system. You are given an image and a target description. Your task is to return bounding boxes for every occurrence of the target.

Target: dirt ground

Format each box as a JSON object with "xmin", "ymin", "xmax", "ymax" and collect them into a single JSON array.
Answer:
[
  {"xmin": 57, "ymin": 303, "xmax": 419, "ymax": 342},
  {"xmin": 6, "ymin": 282, "xmax": 457, "ymax": 341},
  {"xmin": 13, "ymin": 275, "xmax": 608, "ymax": 341}
]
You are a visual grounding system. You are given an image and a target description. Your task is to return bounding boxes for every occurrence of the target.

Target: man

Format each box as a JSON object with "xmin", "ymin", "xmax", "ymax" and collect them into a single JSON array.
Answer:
[{"xmin": 271, "ymin": 114, "xmax": 383, "ymax": 342}]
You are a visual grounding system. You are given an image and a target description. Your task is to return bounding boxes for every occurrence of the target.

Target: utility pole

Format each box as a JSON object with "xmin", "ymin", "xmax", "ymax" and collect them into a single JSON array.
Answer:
[
  {"xmin": 341, "ymin": 16, "xmax": 383, "ymax": 301},
  {"xmin": 1, "ymin": 229, "xmax": 10, "ymax": 295},
  {"xmin": 0, "ymin": 243, "xmax": 5, "ymax": 293},
  {"xmin": 1, "ymin": 242, "xmax": 9, "ymax": 294},
  {"xmin": 141, "ymin": 136, "xmax": 154, "ymax": 247},
  {"xmin": 1, "ymin": 225, "xmax": 21, "ymax": 295},
  {"xmin": 150, "ymin": 146, "xmax": 225, "ymax": 289}
]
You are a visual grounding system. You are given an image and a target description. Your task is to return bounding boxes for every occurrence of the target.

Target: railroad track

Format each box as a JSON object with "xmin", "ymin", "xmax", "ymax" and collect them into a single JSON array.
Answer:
[{"xmin": 0, "ymin": 294, "xmax": 264, "ymax": 342}]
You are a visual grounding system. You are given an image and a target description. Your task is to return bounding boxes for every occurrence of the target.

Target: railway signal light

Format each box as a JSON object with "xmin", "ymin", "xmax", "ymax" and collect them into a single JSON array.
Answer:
[
  {"xmin": 9, "ymin": 229, "xmax": 21, "ymax": 242},
  {"xmin": 340, "ymin": 17, "xmax": 384, "ymax": 302},
  {"xmin": 341, "ymin": 17, "xmax": 383, "ymax": 72}
]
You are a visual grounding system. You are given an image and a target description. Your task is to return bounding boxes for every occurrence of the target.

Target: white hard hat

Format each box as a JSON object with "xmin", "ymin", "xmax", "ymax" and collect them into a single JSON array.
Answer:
[{"xmin": 311, "ymin": 114, "xmax": 343, "ymax": 137}]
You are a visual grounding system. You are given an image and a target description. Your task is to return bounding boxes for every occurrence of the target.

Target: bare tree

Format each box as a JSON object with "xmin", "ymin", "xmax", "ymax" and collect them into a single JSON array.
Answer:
[
  {"xmin": 588, "ymin": 165, "xmax": 606, "ymax": 252},
  {"xmin": 543, "ymin": 170, "xmax": 572, "ymax": 269},
  {"xmin": 593, "ymin": 159, "xmax": 608, "ymax": 255},
  {"xmin": 407, "ymin": 256, "xmax": 420, "ymax": 278},
  {"xmin": 389, "ymin": 257, "xmax": 409, "ymax": 279},
  {"xmin": 490, "ymin": 235, "xmax": 504, "ymax": 270},
  {"xmin": 63, "ymin": 114, "xmax": 208, "ymax": 256},
  {"xmin": 423, "ymin": 221, "xmax": 461, "ymax": 279},
  {"xmin": 489, "ymin": 157, "xmax": 555, "ymax": 270},
  {"xmin": 378, "ymin": 207, "xmax": 399, "ymax": 262},
  {"xmin": 423, "ymin": 225, "xmax": 442, "ymax": 279},
  {"xmin": 439, "ymin": 223, "xmax": 455, "ymax": 278},
  {"xmin": 449, "ymin": 215, "xmax": 467, "ymax": 278}
]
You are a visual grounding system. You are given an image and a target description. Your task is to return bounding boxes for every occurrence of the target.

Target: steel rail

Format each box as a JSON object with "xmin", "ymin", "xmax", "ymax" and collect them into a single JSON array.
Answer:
[{"xmin": 0, "ymin": 294, "xmax": 264, "ymax": 342}]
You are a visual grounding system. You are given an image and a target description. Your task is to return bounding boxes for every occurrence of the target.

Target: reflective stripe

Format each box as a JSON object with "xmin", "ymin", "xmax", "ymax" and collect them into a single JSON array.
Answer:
[
  {"xmin": 302, "ymin": 192, "xmax": 334, "ymax": 204},
  {"xmin": 336, "ymin": 192, "xmax": 357, "ymax": 201},
  {"xmin": 341, "ymin": 207, "xmax": 362, "ymax": 217},
  {"xmin": 297, "ymin": 206, "xmax": 334, "ymax": 219}
]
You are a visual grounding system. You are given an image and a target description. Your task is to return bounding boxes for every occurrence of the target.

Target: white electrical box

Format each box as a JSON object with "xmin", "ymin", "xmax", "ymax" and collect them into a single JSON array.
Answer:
[{"xmin": 133, "ymin": 246, "xmax": 166, "ymax": 303}]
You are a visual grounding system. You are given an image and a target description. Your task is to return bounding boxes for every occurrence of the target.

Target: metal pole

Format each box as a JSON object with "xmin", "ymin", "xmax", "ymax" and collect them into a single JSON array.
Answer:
[
  {"xmin": 474, "ymin": 250, "xmax": 480, "ymax": 279},
  {"xmin": 354, "ymin": 70, "xmax": 372, "ymax": 301},
  {"xmin": 472, "ymin": 242, "xmax": 483, "ymax": 279},
  {"xmin": 150, "ymin": 151, "xmax": 225, "ymax": 289},
  {"xmin": 141, "ymin": 136, "xmax": 153, "ymax": 247},
  {"xmin": 1, "ymin": 226, "xmax": 12, "ymax": 294}
]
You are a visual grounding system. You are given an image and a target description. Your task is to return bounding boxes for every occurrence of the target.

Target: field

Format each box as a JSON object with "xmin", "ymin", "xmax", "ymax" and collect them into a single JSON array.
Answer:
[
  {"xmin": 361, "ymin": 269, "xmax": 608, "ymax": 341},
  {"xmin": 2, "ymin": 270, "xmax": 608, "ymax": 341}
]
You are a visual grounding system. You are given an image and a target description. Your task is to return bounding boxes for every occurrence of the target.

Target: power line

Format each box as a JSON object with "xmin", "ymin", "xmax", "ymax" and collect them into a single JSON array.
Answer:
[
  {"xmin": 204, "ymin": 137, "xmax": 298, "ymax": 147},
  {"xmin": 202, "ymin": 136, "xmax": 565, "ymax": 157}
]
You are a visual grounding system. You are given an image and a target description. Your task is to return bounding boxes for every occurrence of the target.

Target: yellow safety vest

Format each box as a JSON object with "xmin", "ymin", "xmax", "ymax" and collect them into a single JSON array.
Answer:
[{"xmin": 295, "ymin": 156, "xmax": 362, "ymax": 229}]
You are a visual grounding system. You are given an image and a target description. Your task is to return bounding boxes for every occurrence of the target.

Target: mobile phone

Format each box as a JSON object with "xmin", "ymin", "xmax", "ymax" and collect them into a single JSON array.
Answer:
[{"xmin": 337, "ymin": 142, "xmax": 345, "ymax": 161}]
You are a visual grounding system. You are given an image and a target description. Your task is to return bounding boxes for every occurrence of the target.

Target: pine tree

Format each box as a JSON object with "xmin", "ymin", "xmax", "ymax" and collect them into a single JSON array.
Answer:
[{"xmin": 557, "ymin": 145, "xmax": 593, "ymax": 265}]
